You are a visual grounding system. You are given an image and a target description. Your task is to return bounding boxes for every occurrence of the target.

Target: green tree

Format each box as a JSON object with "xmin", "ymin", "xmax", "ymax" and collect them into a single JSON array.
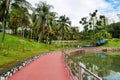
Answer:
[
  {"xmin": 70, "ymin": 27, "xmax": 80, "ymax": 40},
  {"xmin": 79, "ymin": 17, "xmax": 89, "ymax": 39},
  {"xmin": 89, "ymin": 10, "xmax": 98, "ymax": 39},
  {"xmin": 0, "ymin": 0, "xmax": 31, "ymax": 44},
  {"xmin": 30, "ymin": 11, "xmax": 38, "ymax": 40},
  {"xmin": 9, "ymin": 6, "xmax": 30, "ymax": 36},
  {"xmin": 57, "ymin": 15, "xmax": 71, "ymax": 40},
  {"xmin": 79, "ymin": 10, "xmax": 108, "ymax": 40},
  {"xmin": 45, "ymin": 12, "xmax": 58, "ymax": 44},
  {"xmin": 107, "ymin": 22, "xmax": 120, "ymax": 38},
  {"xmin": 35, "ymin": 1, "xmax": 53, "ymax": 43},
  {"xmin": 0, "ymin": 0, "xmax": 10, "ymax": 44},
  {"xmin": 95, "ymin": 30, "xmax": 111, "ymax": 40},
  {"xmin": 96, "ymin": 15, "xmax": 106, "ymax": 31}
]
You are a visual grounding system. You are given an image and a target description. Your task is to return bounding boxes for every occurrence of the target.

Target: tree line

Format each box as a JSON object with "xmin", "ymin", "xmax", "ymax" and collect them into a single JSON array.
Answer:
[
  {"xmin": 0, "ymin": 0, "xmax": 119, "ymax": 45},
  {"xmin": 80, "ymin": 9, "xmax": 120, "ymax": 41},
  {"xmin": 0, "ymin": 0, "xmax": 80, "ymax": 45}
]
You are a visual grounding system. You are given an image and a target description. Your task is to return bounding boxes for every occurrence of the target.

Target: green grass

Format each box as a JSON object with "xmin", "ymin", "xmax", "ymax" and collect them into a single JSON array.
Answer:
[
  {"xmin": 81, "ymin": 38, "xmax": 120, "ymax": 48},
  {"xmin": 0, "ymin": 33, "xmax": 68, "ymax": 71},
  {"xmin": 0, "ymin": 33, "xmax": 120, "ymax": 71},
  {"xmin": 102, "ymin": 38, "xmax": 120, "ymax": 47}
]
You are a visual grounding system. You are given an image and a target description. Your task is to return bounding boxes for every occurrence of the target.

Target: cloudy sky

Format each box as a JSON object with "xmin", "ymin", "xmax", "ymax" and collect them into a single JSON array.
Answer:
[{"xmin": 27, "ymin": 0, "xmax": 120, "ymax": 30}]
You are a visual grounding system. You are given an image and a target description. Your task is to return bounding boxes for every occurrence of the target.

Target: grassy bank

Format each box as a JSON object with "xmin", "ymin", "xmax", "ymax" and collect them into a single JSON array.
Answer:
[
  {"xmin": 0, "ymin": 33, "xmax": 69, "ymax": 71},
  {"xmin": 0, "ymin": 33, "xmax": 120, "ymax": 72},
  {"xmin": 102, "ymin": 39, "xmax": 120, "ymax": 47}
]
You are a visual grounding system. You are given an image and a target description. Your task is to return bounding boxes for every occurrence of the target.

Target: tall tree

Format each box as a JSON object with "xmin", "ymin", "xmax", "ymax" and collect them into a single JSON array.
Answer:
[
  {"xmin": 0, "ymin": 0, "xmax": 10, "ymax": 44},
  {"xmin": 107, "ymin": 22, "xmax": 120, "ymax": 38},
  {"xmin": 89, "ymin": 10, "xmax": 98, "ymax": 39},
  {"xmin": 0, "ymin": 0, "xmax": 32, "ymax": 44},
  {"xmin": 35, "ymin": 1, "xmax": 53, "ymax": 42},
  {"xmin": 30, "ymin": 10, "xmax": 38, "ymax": 40},
  {"xmin": 80, "ymin": 10, "xmax": 101, "ymax": 39},
  {"xmin": 9, "ymin": 6, "xmax": 30, "ymax": 35},
  {"xmin": 45, "ymin": 12, "xmax": 58, "ymax": 43},
  {"xmin": 70, "ymin": 27, "xmax": 80, "ymax": 40},
  {"xmin": 95, "ymin": 15, "xmax": 106, "ymax": 31},
  {"xmin": 58, "ymin": 15, "xmax": 71, "ymax": 40}
]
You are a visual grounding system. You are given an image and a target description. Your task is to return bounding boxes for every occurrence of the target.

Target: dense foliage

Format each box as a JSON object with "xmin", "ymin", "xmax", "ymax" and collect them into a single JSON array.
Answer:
[
  {"xmin": 0, "ymin": 1, "xmax": 80, "ymax": 44},
  {"xmin": 107, "ymin": 22, "xmax": 120, "ymax": 38},
  {"xmin": 79, "ymin": 10, "xmax": 111, "ymax": 41}
]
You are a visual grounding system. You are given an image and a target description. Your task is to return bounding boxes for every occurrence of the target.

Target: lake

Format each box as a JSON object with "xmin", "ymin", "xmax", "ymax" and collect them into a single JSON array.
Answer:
[{"xmin": 72, "ymin": 52, "xmax": 120, "ymax": 80}]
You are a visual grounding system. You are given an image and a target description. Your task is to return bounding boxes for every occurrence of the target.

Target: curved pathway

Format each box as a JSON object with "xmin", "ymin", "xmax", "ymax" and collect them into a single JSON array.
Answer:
[{"xmin": 8, "ymin": 51, "xmax": 71, "ymax": 80}]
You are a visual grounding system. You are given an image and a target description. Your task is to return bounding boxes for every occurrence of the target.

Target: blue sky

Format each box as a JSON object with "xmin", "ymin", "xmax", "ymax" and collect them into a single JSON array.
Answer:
[
  {"xmin": 105, "ymin": 0, "xmax": 120, "ymax": 10},
  {"xmin": 27, "ymin": 0, "xmax": 120, "ymax": 31}
]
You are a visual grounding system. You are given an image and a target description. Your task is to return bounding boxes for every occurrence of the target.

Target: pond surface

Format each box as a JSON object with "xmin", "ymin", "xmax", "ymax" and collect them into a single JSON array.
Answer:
[{"xmin": 72, "ymin": 52, "xmax": 120, "ymax": 80}]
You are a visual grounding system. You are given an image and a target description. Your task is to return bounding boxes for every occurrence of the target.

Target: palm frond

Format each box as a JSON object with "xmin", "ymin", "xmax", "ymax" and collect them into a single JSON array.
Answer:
[{"xmin": 14, "ymin": 0, "xmax": 33, "ymax": 10}]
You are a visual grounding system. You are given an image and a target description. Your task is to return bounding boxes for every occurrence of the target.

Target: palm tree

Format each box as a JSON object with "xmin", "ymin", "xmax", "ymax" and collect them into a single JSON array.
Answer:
[
  {"xmin": 89, "ymin": 10, "xmax": 98, "ymax": 39},
  {"xmin": 34, "ymin": 1, "xmax": 53, "ymax": 42},
  {"xmin": 46, "ymin": 12, "xmax": 57, "ymax": 44},
  {"xmin": 9, "ymin": 6, "xmax": 30, "ymax": 35},
  {"xmin": 30, "ymin": 10, "xmax": 38, "ymax": 40},
  {"xmin": 57, "ymin": 15, "xmax": 71, "ymax": 40},
  {"xmin": 70, "ymin": 27, "xmax": 80, "ymax": 40},
  {"xmin": 0, "ymin": 0, "xmax": 32, "ymax": 44},
  {"xmin": 0, "ymin": 0, "xmax": 10, "ymax": 44},
  {"xmin": 79, "ymin": 10, "xmax": 98, "ymax": 40}
]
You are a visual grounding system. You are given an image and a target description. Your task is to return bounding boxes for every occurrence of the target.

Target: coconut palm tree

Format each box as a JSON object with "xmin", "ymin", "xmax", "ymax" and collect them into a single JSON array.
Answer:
[
  {"xmin": 34, "ymin": 1, "xmax": 53, "ymax": 42},
  {"xmin": 0, "ymin": 0, "xmax": 10, "ymax": 44},
  {"xmin": 45, "ymin": 12, "xmax": 58, "ymax": 44},
  {"xmin": 0, "ymin": 0, "xmax": 32, "ymax": 44},
  {"xmin": 29, "ymin": 10, "xmax": 37, "ymax": 40},
  {"xmin": 57, "ymin": 15, "xmax": 71, "ymax": 40}
]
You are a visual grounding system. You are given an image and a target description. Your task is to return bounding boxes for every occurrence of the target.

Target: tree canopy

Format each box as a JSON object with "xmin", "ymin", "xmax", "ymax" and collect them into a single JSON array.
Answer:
[{"xmin": 107, "ymin": 22, "xmax": 120, "ymax": 38}]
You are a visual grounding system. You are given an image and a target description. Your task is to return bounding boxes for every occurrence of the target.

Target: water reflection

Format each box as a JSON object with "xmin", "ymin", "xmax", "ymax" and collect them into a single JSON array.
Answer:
[
  {"xmin": 72, "ymin": 52, "xmax": 120, "ymax": 80},
  {"xmin": 103, "ymin": 72, "xmax": 120, "ymax": 80}
]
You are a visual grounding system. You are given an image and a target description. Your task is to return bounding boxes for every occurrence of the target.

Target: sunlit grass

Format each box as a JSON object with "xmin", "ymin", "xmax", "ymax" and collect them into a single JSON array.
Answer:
[
  {"xmin": 0, "ymin": 33, "xmax": 67, "ymax": 71},
  {"xmin": 102, "ymin": 38, "xmax": 120, "ymax": 47}
]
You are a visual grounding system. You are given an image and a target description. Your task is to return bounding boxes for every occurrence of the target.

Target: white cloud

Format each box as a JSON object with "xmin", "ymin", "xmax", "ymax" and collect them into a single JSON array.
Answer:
[{"xmin": 27, "ymin": 0, "xmax": 120, "ymax": 31}]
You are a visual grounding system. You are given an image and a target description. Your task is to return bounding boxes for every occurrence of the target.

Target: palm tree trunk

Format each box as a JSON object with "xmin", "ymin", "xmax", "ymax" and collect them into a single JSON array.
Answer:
[
  {"xmin": 38, "ymin": 19, "xmax": 46, "ymax": 42},
  {"xmin": 38, "ymin": 33, "xmax": 42, "ymax": 43},
  {"xmin": 1, "ymin": 19, "xmax": 6, "ymax": 44},
  {"xmin": 1, "ymin": 12, "xmax": 7, "ymax": 44},
  {"xmin": 30, "ymin": 29, "xmax": 32, "ymax": 39},
  {"xmin": 42, "ymin": 20, "xmax": 46, "ymax": 34},
  {"xmin": 1, "ymin": 0, "xmax": 10, "ymax": 44},
  {"xmin": 42, "ymin": 19, "xmax": 46, "ymax": 42},
  {"xmin": 62, "ymin": 24, "xmax": 64, "ymax": 40}
]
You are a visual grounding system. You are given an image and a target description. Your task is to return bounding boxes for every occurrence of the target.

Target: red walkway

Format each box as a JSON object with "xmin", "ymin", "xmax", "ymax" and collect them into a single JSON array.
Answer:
[{"xmin": 8, "ymin": 51, "xmax": 71, "ymax": 80}]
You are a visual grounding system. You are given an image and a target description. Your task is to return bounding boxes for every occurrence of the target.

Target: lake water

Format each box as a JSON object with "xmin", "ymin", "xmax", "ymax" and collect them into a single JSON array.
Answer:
[{"xmin": 72, "ymin": 52, "xmax": 120, "ymax": 80}]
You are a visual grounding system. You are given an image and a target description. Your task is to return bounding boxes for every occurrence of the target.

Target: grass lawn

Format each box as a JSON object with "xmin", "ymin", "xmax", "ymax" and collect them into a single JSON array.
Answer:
[
  {"xmin": 0, "ymin": 33, "xmax": 120, "ymax": 72},
  {"xmin": 102, "ymin": 38, "xmax": 120, "ymax": 47},
  {"xmin": 0, "ymin": 33, "xmax": 69, "ymax": 71}
]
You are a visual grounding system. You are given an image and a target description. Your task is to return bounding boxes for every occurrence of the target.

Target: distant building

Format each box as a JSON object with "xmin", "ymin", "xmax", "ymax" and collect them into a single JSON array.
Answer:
[
  {"xmin": 105, "ymin": 18, "xmax": 115, "ymax": 25},
  {"xmin": 117, "ymin": 14, "xmax": 120, "ymax": 22}
]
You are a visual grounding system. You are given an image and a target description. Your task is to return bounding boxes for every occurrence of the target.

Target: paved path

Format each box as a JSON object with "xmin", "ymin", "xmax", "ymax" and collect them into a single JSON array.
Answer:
[{"xmin": 8, "ymin": 51, "xmax": 71, "ymax": 80}]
